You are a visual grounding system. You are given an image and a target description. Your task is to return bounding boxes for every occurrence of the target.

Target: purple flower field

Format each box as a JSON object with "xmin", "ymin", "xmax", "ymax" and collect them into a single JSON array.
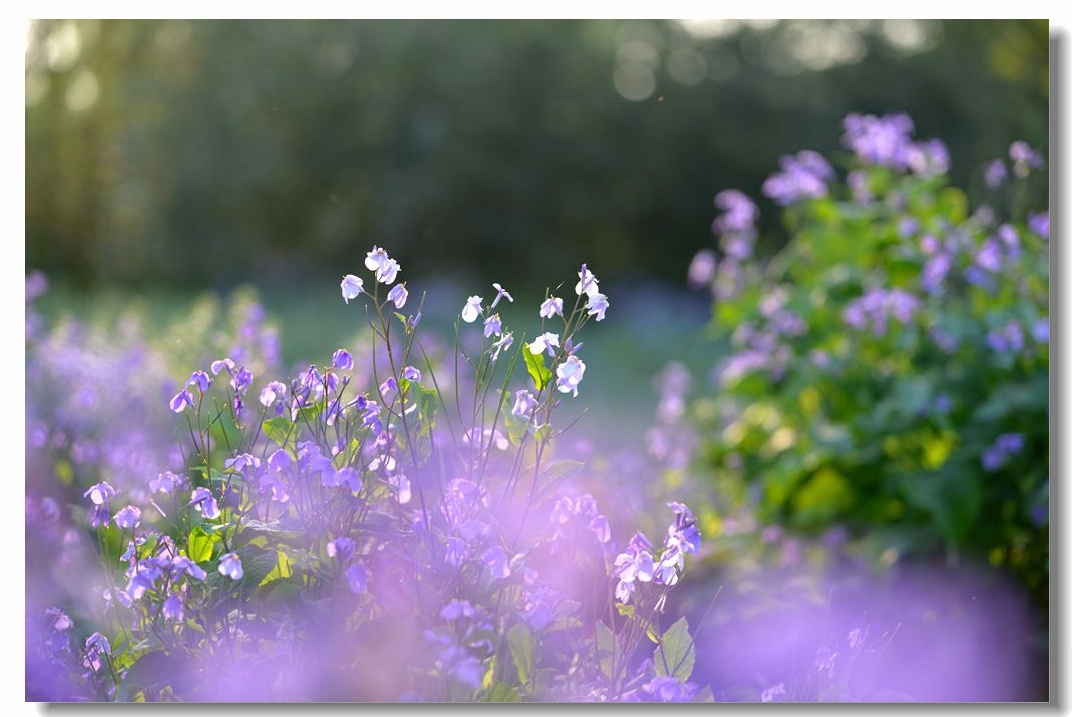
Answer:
[{"xmin": 25, "ymin": 109, "xmax": 1049, "ymax": 703}]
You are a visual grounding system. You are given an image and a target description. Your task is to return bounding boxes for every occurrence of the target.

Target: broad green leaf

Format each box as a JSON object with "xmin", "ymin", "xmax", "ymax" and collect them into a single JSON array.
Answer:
[
  {"xmin": 523, "ymin": 344, "xmax": 552, "ymax": 391},
  {"xmin": 595, "ymin": 620, "xmax": 617, "ymax": 680},
  {"xmin": 261, "ymin": 417, "xmax": 295, "ymax": 449},
  {"xmin": 654, "ymin": 616, "xmax": 695, "ymax": 682},
  {"xmin": 119, "ymin": 650, "xmax": 188, "ymax": 700},
  {"xmin": 506, "ymin": 623, "xmax": 535, "ymax": 687},
  {"xmin": 258, "ymin": 549, "xmax": 293, "ymax": 587},
  {"xmin": 186, "ymin": 526, "xmax": 218, "ymax": 563},
  {"xmin": 482, "ymin": 682, "xmax": 522, "ymax": 702}
]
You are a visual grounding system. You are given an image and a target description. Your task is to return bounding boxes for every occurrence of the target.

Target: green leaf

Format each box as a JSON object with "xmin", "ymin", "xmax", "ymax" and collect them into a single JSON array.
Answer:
[
  {"xmin": 595, "ymin": 620, "xmax": 618, "ymax": 680},
  {"xmin": 523, "ymin": 344, "xmax": 552, "ymax": 391},
  {"xmin": 482, "ymin": 682, "xmax": 522, "ymax": 702},
  {"xmin": 237, "ymin": 545, "xmax": 279, "ymax": 588},
  {"xmin": 119, "ymin": 650, "xmax": 188, "ymax": 700},
  {"xmin": 654, "ymin": 616, "xmax": 695, "ymax": 682},
  {"xmin": 186, "ymin": 526, "xmax": 218, "ymax": 563},
  {"xmin": 506, "ymin": 623, "xmax": 535, "ymax": 688},
  {"xmin": 258, "ymin": 549, "xmax": 293, "ymax": 587},
  {"xmin": 261, "ymin": 417, "xmax": 295, "ymax": 449},
  {"xmin": 536, "ymin": 459, "xmax": 585, "ymax": 497}
]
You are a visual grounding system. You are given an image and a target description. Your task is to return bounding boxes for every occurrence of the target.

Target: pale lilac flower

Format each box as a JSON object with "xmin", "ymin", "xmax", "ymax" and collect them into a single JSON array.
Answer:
[
  {"xmin": 150, "ymin": 471, "xmax": 183, "ymax": 494},
  {"xmin": 528, "ymin": 332, "xmax": 560, "ymax": 356},
  {"xmin": 225, "ymin": 453, "xmax": 261, "ymax": 473},
  {"xmin": 482, "ymin": 546, "xmax": 511, "ymax": 579},
  {"xmin": 490, "ymin": 282, "xmax": 513, "ymax": 309},
  {"xmin": 188, "ymin": 487, "xmax": 220, "ymax": 520},
  {"xmin": 483, "ymin": 313, "xmax": 502, "ymax": 338},
  {"xmin": 169, "ymin": 389, "xmax": 194, "ymax": 413},
  {"xmin": 259, "ymin": 379, "xmax": 289, "ymax": 407},
  {"xmin": 341, "ymin": 274, "xmax": 364, "ymax": 303},
  {"xmin": 1033, "ymin": 318, "xmax": 1049, "ymax": 344},
  {"xmin": 512, "ymin": 389, "xmax": 538, "ymax": 418},
  {"xmin": 540, "ymin": 296, "xmax": 564, "ymax": 319},
  {"xmin": 346, "ymin": 563, "xmax": 369, "ymax": 594},
  {"xmin": 170, "ymin": 556, "xmax": 207, "ymax": 581},
  {"xmin": 1009, "ymin": 141, "xmax": 1044, "ymax": 177},
  {"xmin": 842, "ymin": 112, "xmax": 915, "ymax": 169},
  {"xmin": 82, "ymin": 633, "xmax": 111, "ymax": 673},
  {"xmin": 187, "ymin": 370, "xmax": 212, "ymax": 393},
  {"xmin": 441, "ymin": 600, "xmax": 475, "ymax": 622},
  {"xmin": 589, "ymin": 514, "xmax": 611, "ymax": 544},
  {"xmin": 113, "ymin": 505, "xmax": 141, "ymax": 531},
  {"xmin": 327, "ymin": 537, "xmax": 356, "ymax": 562},
  {"xmin": 586, "ymin": 292, "xmax": 609, "ymax": 322},
  {"xmin": 762, "ymin": 150, "xmax": 834, "ymax": 205},
  {"xmin": 162, "ymin": 591, "xmax": 185, "ymax": 621},
  {"xmin": 985, "ymin": 159, "xmax": 1007, "ymax": 188},
  {"xmin": 218, "ymin": 552, "xmax": 243, "ymax": 580},
  {"xmin": 402, "ymin": 365, "xmax": 422, "ymax": 382},
  {"xmin": 713, "ymin": 189, "xmax": 759, "ymax": 234},
  {"xmin": 575, "ymin": 263, "xmax": 599, "ymax": 297},
  {"xmin": 461, "ymin": 295, "xmax": 483, "ymax": 323},
  {"xmin": 986, "ymin": 321, "xmax": 1024, "ymax": 354},
  {"xmin": 267, "ymin": 448, "xmax": 292, "ymax": 472},
  {"xmin": 687, "ymin": 249, "xmax": 717, "ymax": 289},
  {"xmin": 210, "ymin": 357, "xmax": 235, "ymax": 376},
  {"xmin": 84, "ymin": 481, "xmax": 118, "ymax": 507},
  {"xmin": 490, "ymin": 332, "xmax": 513, "ymax": 361},
  {"xmin": 332, "ymin": 349, "xmax": 354, "ymax": 371},
  {"xmin": 1028, "ymin": 212, "xmax": 1049, "ymax": 239},
  {"xmin": 365, "ymin": 246, "xmax": 401, "ymax": 283},
  {"xmin": 388, "ymin": 282, "xmax": 408, "ymax": 309},
  {"xmin": 907, "ymin": 138, "xmax": 950, "ymax": 177},
  {"xmin": 556, "ymin": 355, "xmax": 586, "ymax": 397},
  {"xmin": 761, "ymin": 683, "xmax": 786, "ymax": 702}
]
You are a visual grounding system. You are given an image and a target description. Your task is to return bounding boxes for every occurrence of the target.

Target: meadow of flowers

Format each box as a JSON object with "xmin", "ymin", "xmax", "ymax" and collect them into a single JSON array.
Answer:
[{"xmin": 25, "ymin": 111, "xmax": 1049, "ymax": 703}]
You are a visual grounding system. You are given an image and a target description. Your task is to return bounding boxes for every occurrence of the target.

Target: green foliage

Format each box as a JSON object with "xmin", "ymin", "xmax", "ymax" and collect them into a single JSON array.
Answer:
[
  {"xmin": 693, "ymin": 141, "xmax": 1049, "ymax": 604},
  {"xmin": 522, "ymin": 343, "xmax": 553, "ymax": 392},
  {"xmin": 653, "ymin": 616, "xmax": 695, "ymax": 682}
]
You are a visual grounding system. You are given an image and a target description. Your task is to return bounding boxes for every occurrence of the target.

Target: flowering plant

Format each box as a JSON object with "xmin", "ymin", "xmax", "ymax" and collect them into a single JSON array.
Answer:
[
  {"xmin": 687, "ymin": 113, "xmax": 1048, "ymax": 599},
  {"xmin": 27, "ymin": 250, "xmax": 704, "ymax": 702}
]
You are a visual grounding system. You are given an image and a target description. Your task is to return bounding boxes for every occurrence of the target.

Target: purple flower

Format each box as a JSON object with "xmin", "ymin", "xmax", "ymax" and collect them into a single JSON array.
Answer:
[
  {"xmin": 985, "ymin": 159, "xmax": 1007, "ymax": 188},
  {"xmin": 1009, "ymin": 141, "xmax": 1044, "ymax": 177},
  {"xmin": 169, "ymin": 389, "xmax": 194, "ymax": 413},
  {"xmin": 907, "ymin": 138, "xmax": 950, "ymax": 177},
  {"xmin": 82, "ymin": 633, "xmax": 111, "ymax": 673},
  {"xmin": 586, "ymin": 292, "xmax": 609, "ymax": 322},
  {"xmin": 162, "ymin": 591, "xmax": 185, "ymax": 621},
  {"xmin": 687, "ymin": 249, "xmax": 717, "ymax": 289},
  {"xmin": 512, "ymin": 389, "xmax": 537, "ymax": 418},
  {"xmin": 327, "ymin": 537, "xmax": 356, "ymax": 562},
  {"xmin": 528, "ymin": 332, "xmax": 559, "ymax": 356},
  {"xmin": 982, "ymin": 433, "xmax": 1025, "ymax": 472},
  {"xmin": 986, "ymin": 321, "xmax": 1024, "ymax": 354},
  {"xmin": 440, "ymin": 600, "xmax": 475, "ymax": 621},
  {"xmin": 762, "ymin": 150, "xmax": 834, "ymax": 206},
  {"xmin": 576, "ymin": 263, "xmax": 600, "ymax": 297},
  {"xmin": 539, "ymin": 296, "xmax": 564, "ymax": 319},
  {"xmin": 1028, "ymin": 212, "xmax": 1049, "ymax": 240},
  {"xmin": 345, "ymin": 563, "xmax": 369, "ymax": 594},
  {"xmin": 259, "ymin": 380, "xmax": 287, "ymax": 409},
  {"xmin": 332, "ymin": 349, "xmax": 354, "ymax": 371},
  {"xmin": 1032, "ymin": 318, "xmax": 1049, "ymax": 344},
  {"xmin": 490, "ymin": 282, "xmax": 513, "ymax": 309},
  {"xmin": 761, "ymin": 682, "xmax": 786, "ymax": 703},
  {"xmin": 847, "ymin": 170, "xmax": 872, "ymax": 203},
  {"xmin": 267, "ymin": 448, "xmax": 292, "ymax": 473},
  {"xmin": 556, "ymin": 355, "xmax": 586, "ymax": 397},
  {"xmin": 402, "ymin": 365, "xmax": 422, "ymax": 382},
  {"xmin": 170, "ymin": 556, "xmax": 207, "ymax": 581},
  {"xmin": 188, "ymin": 487, "xmax": 220, "ymax": 520},
  {"xmin": 187, "ymin": 370, "xmax": 212, "ymax": 393},
  {"xmin": 842, "ymin": 112, "xmax": 915, "ymax": 170},
  {"xmin": 713, "ymin": 189, "xmax": 759, "ymax": 234},
  {"xmin": 481, "ymin": 546, "xmax": 511, "ymax": 579},
  {"xmin": 365, "ymin": 245, "xmax": 401, "ymax": 284},
  {"xmin": 341, "ymin": 274, "xmax": 364, "ymax": 304},
  {"xmin": 210, "ymin": 357, "xmax": 235, "ymax": 376},
  {"xmin": 490, "ymin": 332, "xmax": 513, "ymax": 362},
  {"xmin": 483, "ymin": 313, "xmax": 502, "ymax": 338},
  {"xmin": 218, "ymin": 552, "xmax": 243, "ymax": 580},
  {"xmin": 113, "ymin": 505, "xmax": 141, "ymax": 531},
  {"xmin": 388, "ymin": 282, "xmax": 408, "ymax": 309}
]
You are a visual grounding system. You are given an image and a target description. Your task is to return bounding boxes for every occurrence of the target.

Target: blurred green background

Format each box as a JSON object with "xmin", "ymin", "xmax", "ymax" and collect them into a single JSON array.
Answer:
[{"xmin": 26, "ymin": 19, "xmax": 1048, "ymax": 293}]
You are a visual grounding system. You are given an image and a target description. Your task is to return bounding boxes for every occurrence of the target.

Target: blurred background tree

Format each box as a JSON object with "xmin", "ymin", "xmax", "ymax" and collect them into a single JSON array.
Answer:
[{"xmin": 25, "ymin": 19, "xmax": 1048, "ymax": 292}]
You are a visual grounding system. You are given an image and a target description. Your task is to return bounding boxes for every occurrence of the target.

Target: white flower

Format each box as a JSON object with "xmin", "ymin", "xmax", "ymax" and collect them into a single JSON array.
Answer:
[
  {"xmin": 365, "ymin": 246, "xmax": 387, "ymax": 271},
  {"xmin": 512, "ymin": 389, "xmax": 537, "ymax": 417},
  {"xmin": 586, "ymin": 292, "xmax": 609, "ymax": 322},
  {"xmin": 388, "ymin": 283, "xmax": 408, "ymax": 309},
  {"xmin": 462, "ymin": 295, "xmax": 483, "ymax": 323},
  {"xmin": 575, "ymin": 263, "xmax": 599, "ymax": 297},
  {"xmin": 365, "ymin": 246, "xmax": 400, "ymax": 284},
  {"xmin": 539, "ymin": 296, "xmax": 564, "ymax": 319},
  {"xmin": 341, "ymin": 275, "xmax": 364, "ymax": 304},
  {"xmin": 556, "ymin": 354, "xmax": 586, "ymax": 396},
  {"xmin": 528, "ymin": 332, "xmax": 560, "ymax": 356}
]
